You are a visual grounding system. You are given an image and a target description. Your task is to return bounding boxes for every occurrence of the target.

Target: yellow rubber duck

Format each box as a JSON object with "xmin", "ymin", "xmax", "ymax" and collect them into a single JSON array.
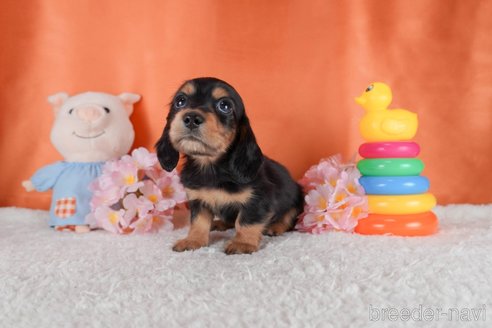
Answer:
[{"xmin": 355, "ymin": 82, "xmax": 418, "ymax": 142}]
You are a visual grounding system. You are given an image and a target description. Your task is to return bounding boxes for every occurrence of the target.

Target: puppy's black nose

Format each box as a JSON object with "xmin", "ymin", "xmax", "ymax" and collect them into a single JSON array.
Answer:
[{"xmin": 183, "ymin": 113, "xmax": 204, "ymax": 130}]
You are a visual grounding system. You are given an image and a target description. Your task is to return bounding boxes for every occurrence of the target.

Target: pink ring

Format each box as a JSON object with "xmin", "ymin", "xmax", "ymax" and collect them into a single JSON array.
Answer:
[{"xmin": 359, "ymin": 142, "xmax": 420, "ymax": 158}]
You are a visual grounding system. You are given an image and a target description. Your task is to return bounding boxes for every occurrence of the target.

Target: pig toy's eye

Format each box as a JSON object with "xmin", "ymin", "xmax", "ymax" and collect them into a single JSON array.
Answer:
[
  {"xmin": 103, "ymin": 107, "xmax": 110, "ymax": 113},
  {"xmin": 68, "ymin": 108, "xmax": 74, "ymax": 114}
]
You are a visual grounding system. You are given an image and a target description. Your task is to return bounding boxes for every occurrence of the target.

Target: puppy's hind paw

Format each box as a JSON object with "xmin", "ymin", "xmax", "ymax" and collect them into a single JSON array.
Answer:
[
  {"xmin": 224, "ymin": 241, "xmax": 258, "ymax": 255},
  {"xmin": 263, "ymin": 222, "xmax": 291, "ymax": 236},
  {"xmin": 173, "ymin": 238, "xmax": 207, "ymax": 252}
]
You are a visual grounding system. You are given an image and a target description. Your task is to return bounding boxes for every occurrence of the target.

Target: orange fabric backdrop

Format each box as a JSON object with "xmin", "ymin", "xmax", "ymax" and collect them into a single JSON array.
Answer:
[{"xmin": 1, "ymin": 0, "xmax": 491, "ymax": 209}]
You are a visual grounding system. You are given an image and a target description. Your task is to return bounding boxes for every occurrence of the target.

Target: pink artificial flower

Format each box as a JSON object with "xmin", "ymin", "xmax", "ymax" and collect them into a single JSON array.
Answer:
[
  {"xmin": 88, "ymin": 173, "xmax": 124, "ymax": 209},
  {"xmin": 143, "ymin": 165, "xmax": 163, "ymax": 183},
  {"xmin": 336, "ymin": 196, "xmax": 367, "ymax": 230},
  {"xmin": 128, "ymin": 212, "xmax": 174, "ymax": 234},
  {"xmin": 330, "ymin": 179, "xmax": 351, "ymax": 208},
  {"xmin": 295, "ymin": 154, "xmax": 368, "ymax": 234},
  {"xmin": 119, "ymin": 148, "xmax": 157, "ymax": 172},
  {"xmin": 90, "ymin": 186, "xmax": 121, "ymax": 209},
  {"xmin": 139, "ymin": 180, "xmax": 176, "ymax": 211},
  {"xmin": 114, "ymin": 161, "xmax": 143, "ymax": 193},
  {"xmin": 299, "ymin": 157, "xmax": 341, "ymax": 192},
  {"xmin": 131, "ymin": 147, "xmax": 158, "ymax": 169},
  {"xmin": 89, "ymin": 147, "xmax": 187, "ymax": 234},
  {"xmin": 101, "ymin": 160, "xmax": 119, "ymax": 175},
  {"xmin": 151, "ymin": 213, "xmax": 174, "ymax": 232},
  {"xmin": 155, "ymin": 199, "xmax": 176, "ymax": 212},
  {"xmin": 93, "ymin": 206, "xmax": 125, "ymax": 234},
  {"xmin": 156, "ymin": 174, "xmax": 187, "ymax": 204},
  {"xmin": 139, "ymin": 180, "xmax": 163, "ymax": 204},
  {"xmin": 117, "ymin": 194, "xmax": 156, "ymax": 234},
  {"xmin": 304, "ymin": 184, "xmax": 332, "ymax": 213},
  {"xmin": 338, "ymin": 166, "xmax": 365, "ymax": 196},
  {"xmin": 122, "ymin": 193, "xmax": 154, "ymax": 219},
  {"xmin": 298, "ymin": 184, "xmax": 339, "ymax": 233},
  {"xmin": 93, "ymin": 173, "xmax": 118, "ymax": 191},
  {"xmin": 125, "ymin": 213, "xmax": 153, "ymax": 234},
  {"xmin": 85, "ymin": 212, "xmax": 97, "ymax": 228}
]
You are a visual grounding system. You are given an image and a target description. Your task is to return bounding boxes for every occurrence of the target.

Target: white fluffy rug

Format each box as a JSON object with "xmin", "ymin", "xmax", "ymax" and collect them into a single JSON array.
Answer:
[{"xmin": 1, "ymin": 205, "xmax": 491, "ymax": 328}]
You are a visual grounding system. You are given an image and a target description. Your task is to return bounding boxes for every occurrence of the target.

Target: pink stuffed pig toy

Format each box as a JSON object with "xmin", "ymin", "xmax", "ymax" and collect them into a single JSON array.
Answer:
[{"xmin": 22, "ymin": 91, "xmax": 141, "ymax": 232}]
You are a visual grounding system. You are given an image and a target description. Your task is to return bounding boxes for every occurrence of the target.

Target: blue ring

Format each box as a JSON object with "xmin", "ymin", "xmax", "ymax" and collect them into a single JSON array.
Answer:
[{"xmin": 359, "ymin": 176, "xmax": 430, "ymax": 195}]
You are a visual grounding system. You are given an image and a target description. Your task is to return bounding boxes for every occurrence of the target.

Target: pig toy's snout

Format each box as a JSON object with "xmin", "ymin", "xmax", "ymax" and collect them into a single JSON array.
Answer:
[{"xmin": 75, "ymin": 105, "xmax": 105, "ymax": 123}]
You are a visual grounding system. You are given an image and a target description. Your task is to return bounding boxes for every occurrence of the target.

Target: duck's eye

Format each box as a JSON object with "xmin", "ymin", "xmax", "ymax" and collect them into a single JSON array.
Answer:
[
  {"xmin": 103, "ymin": 107, "xmax": 110, "ymax": 113},
  {"xmin": 216, "ymin": 98, "xmax": 233, "ymax": 114},
  {"xmin": 68, "ymin": 108, "xmax": 74, "ymax": 114},
  {"xmin": 365, "ymin": 84, "xmax": 374, "ymax": 92},
  {"xmin": 174, "ymin": 94, "xmax": 187, "ymax": 109}
]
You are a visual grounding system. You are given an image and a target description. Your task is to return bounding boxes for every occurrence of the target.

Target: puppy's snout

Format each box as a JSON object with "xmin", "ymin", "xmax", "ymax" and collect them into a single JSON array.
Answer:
[{"xmin": 183, "ymin": 113, "xmax": 204, "ymax": 130}]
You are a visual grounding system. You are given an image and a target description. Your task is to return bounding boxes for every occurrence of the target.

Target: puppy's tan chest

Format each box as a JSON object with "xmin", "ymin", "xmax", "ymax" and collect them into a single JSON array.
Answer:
[{"xmin": 185, "ymin": 187, "xmax": 252, "ymax": 208}]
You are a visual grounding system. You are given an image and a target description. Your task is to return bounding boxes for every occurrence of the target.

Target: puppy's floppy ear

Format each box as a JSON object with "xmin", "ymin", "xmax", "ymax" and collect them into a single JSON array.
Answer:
[
  {"xmin": 229, "ymin": 117, "xmax": 263, "ymax": 184},
  {"xmin": 155, "ymin": 113, "xmax": 179, "ymax": 172}
]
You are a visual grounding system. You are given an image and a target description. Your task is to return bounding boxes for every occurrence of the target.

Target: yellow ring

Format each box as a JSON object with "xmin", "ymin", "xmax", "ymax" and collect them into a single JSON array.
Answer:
[{"xmin": 368, "ymin": 193, "xmax": 436, "ymax": 214}]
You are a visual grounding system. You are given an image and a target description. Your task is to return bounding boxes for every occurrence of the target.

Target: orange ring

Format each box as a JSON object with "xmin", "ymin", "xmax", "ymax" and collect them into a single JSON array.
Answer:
[{"xmin": 355, "ymin": 211, "xmax": 438, "ymax": 236}]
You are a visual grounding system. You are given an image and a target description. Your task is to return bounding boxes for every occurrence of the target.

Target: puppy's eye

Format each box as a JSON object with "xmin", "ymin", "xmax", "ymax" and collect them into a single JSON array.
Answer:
[
  {"xmin": 68, "ymin": 108, "xmax": 74, "ymax": 114},
  {"xmin": 103, "ymin": 107, "xmax": 110, "ymax": 113},
  {"xmin": 174, "ymin": 95, "xmax": 188, "ymax": 109},
  {"xmin": 216, "ymin": 99, "xmax": 233, "ymax": 114}
]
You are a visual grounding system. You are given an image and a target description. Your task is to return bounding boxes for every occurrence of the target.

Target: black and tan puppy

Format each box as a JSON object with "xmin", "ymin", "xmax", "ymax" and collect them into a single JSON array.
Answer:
[{"xmin": 156, "ymin": 77, "xmax": 303, "ymax": 254}]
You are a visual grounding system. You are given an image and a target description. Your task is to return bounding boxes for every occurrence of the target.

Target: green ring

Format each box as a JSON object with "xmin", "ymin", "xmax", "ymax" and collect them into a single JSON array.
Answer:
[{"xmin": 357, "ymin": 158, "xmax": 424, "ymax": 176}]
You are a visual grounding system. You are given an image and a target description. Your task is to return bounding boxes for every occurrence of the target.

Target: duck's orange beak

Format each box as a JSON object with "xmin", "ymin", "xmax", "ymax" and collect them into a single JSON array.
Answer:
[{"xmin": 355, "ymin": 96, "xmax": 365, "ymax": 105}]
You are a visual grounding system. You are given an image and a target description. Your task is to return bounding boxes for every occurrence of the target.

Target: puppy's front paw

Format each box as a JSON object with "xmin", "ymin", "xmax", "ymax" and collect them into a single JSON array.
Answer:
[
  {"xmin": 173, "ymin": 238, "xmax": 207, "ymax": 252},
  {"xmin": 224, "ymin": 240, "xmax": 258, "ymax": 255}
]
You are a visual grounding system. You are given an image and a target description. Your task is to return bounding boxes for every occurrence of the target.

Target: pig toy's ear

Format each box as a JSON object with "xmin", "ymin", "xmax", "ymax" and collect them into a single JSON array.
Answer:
[
  {"xmin": 118, "ymin": 93, "xmax": 141, "ymax": 116},
  {"xmin": 47, "ymin": 92, "xmax": 69, "ymax": 115}
]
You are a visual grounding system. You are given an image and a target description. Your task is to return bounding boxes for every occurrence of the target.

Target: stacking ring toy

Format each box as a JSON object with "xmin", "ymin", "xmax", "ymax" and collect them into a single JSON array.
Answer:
[
  {"xmin": 355, "ymin": 211, "xmax": 438, "ymax": 236},
  {"xmin": 359, "ymin": 176, "xmax": 429, "ymax": 195},
  {"xmin": 357, "ymin": 158, "xmax": 424, "ymax": 176},
  {"xmin": 359, "ymin": 142, "xmax": 420, "ymax": 158},
  {"xmin": 367, "ymin": 193, "xmax": 436, "ymax": 214}
]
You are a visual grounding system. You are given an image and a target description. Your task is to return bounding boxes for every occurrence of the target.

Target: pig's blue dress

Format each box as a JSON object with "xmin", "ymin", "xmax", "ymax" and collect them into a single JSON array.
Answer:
[{"xmin": 31, "ymin": 162, "xmax": 104, "ymax": 227}]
